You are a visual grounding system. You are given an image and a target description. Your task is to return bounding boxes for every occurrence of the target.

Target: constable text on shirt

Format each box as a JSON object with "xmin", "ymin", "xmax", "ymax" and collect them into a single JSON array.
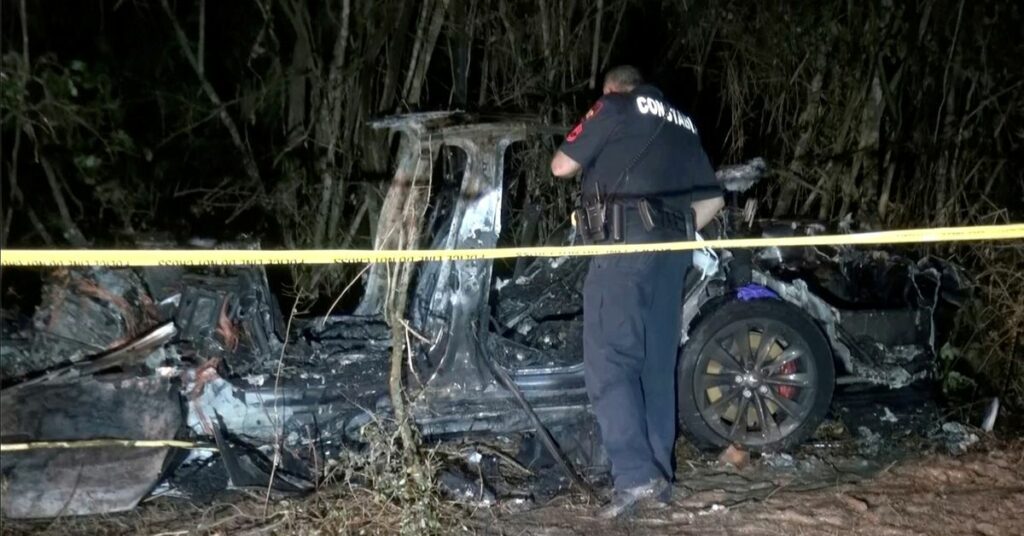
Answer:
[{"xmin": 635, "ymin": 96, "xmax": 697, "ymax": 134}]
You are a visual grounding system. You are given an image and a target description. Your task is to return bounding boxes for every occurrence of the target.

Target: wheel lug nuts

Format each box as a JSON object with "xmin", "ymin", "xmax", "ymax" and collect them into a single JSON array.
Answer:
[
  {"xmin": 735, "ymin": 375, "xmax": 744, "ymax": 384},
  {"xmin": 742, "ymin": 389, "xmax": 752, "ymax": 398},
  {"xmin": 758, "ymin": 385, "xmax": 769, "ymax": 395}
]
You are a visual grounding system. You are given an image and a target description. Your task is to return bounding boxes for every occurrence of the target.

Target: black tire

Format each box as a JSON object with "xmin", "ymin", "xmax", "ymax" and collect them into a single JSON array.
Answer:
[{"xmin": 677, "ymin": 299, "xmax": 835, "ymax": 452}]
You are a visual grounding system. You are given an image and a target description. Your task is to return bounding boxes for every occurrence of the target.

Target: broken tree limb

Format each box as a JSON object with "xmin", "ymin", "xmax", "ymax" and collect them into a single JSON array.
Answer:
[
  {"xmin": 0, "ymin": 439, "xmax": 217, "ymax": 453},
  {"xmin": 478, "ymin": 330, "xmax": 599, "ymax": 502},
  {"xmin": 382, "ymin": 140, "xmax": 435, "ymax": 488},
  {"xmin": 388, "ymin": 257, "xmax": 427, "ymax": 488}
]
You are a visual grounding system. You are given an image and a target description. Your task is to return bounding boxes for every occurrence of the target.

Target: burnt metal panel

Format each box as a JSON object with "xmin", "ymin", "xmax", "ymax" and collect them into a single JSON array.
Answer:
[
  {"xmin": 0, "ymin": 376, "xmax": 182, "ymax": 518},
  {"xmin": 840, "ymin": 309, "xmax": 930, "ymax": 346}
]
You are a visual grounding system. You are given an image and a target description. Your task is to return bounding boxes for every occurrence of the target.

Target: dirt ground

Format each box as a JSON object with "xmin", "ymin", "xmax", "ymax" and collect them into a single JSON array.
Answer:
[
  {"xmin": 485, "ymin": 442, "xmax": 1024, "ymax": 536},
  {"xmin": 2, "ymin": 441, "xmax": 1022, "ymax": 535}
]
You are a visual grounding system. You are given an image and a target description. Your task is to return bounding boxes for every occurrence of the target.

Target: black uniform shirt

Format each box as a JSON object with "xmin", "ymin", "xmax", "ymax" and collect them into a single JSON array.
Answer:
[{"xmin": 559, "ymin": 84, "xmax": 721, "ymax": 218}]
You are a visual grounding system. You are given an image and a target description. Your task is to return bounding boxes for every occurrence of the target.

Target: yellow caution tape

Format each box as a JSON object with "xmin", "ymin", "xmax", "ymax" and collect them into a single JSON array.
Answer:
[
  {"xmin": 1, "ymin": 224, "xmax": 1022, "ymax": 267},
  {"xmin": 0, "ymin": 439, "xmax": 218, "ymax": 452}
]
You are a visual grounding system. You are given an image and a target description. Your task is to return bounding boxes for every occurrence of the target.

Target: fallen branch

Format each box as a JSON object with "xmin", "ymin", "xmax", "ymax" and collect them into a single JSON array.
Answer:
[
  {"xmin": 387, "ymin": 257, "xmax": 426, "ymax": 488},
  {"xmin": 0, "ymin": 439, "xmax": 217, "ymax": 452}
]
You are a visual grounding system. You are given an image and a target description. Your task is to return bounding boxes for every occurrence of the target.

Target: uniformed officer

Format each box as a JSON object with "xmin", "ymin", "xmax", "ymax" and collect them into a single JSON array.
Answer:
[{"xmin": 550, "ymin": 65, "xmax": 724, "ymax": 518}]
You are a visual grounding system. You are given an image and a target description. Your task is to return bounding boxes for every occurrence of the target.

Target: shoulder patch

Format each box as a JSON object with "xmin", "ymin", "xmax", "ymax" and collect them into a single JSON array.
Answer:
[
  {"xmin": 566, "ymin": 97, "xmax": 617, "ymax": 143},
  {"xmin": 566, "ymin": 122, "xmax": 584, "ymax": 142}
]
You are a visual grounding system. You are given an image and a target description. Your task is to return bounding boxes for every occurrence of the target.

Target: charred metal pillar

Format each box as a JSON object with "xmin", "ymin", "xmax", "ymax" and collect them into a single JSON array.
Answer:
[
  {"xmin": 355, "ymin": 112, "xmax": 454, "ymax": 316},
  {"xmin": 415, "ymin": 124, "xmax": 527, "ymax": 396}
]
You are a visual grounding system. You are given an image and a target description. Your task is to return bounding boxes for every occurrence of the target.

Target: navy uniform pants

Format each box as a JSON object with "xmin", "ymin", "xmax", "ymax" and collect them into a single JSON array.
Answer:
[{"xmin": 583, "ymin": 249, "xmax": 689, "ymax": 490}]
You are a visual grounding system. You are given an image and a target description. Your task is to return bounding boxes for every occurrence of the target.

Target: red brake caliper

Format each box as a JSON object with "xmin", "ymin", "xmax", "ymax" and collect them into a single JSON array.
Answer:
[{"xmin": 777, "ymin": 360, "xmax": 798, "ymax": 399}]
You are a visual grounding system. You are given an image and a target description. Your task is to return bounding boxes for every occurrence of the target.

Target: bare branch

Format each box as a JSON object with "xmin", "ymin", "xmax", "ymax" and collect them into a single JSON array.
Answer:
[
  {"xmin": 588, "ymin": 0, "xmax": 604, "ymax": 89},
  {"xmin": 312, "ymin": 0, "xmax": 352, "ymax": 248},
  {"xmin": 403, "ymin": 0, "xmax": 452, "ymax": 106},
  {"xmin": 39, "ymin": 157, "xmax": 87, "ymax": 246},
  {"xmin": 198, "ymin": 0, "xmax": 206, "ymax": 76},
  {"xmin": 159, "ymin": 0, "xmax": 264, "ymax": 194}
]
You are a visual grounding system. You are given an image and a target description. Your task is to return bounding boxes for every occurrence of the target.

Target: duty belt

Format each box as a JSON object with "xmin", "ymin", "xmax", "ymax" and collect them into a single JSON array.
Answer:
[{"xmin": 574, "ymin": 198, "xmax": 695, "ymax": 244}]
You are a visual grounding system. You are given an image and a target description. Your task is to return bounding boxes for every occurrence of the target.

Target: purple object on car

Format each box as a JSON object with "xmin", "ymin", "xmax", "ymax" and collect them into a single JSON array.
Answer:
[{"xmin": 737, "ymin": 284, "xmax": 778, "ymax": 301}]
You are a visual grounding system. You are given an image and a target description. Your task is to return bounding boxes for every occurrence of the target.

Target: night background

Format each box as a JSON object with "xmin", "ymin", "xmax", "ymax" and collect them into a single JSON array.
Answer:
[{"xmin": 1, "ymin": 0, "xmax": 1023, "ymax": 533}]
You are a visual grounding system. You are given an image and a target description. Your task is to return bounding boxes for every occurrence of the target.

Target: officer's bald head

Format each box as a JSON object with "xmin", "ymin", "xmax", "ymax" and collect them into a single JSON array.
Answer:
[{"xmin": 603, "ymin": 65, "xmax": 644, "ymax": 95}]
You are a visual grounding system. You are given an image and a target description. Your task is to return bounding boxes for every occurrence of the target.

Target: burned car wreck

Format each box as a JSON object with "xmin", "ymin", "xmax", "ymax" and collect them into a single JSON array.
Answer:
[{"xmin": 0, "ymin": 112, "xmax": 966, "ymax": 518}]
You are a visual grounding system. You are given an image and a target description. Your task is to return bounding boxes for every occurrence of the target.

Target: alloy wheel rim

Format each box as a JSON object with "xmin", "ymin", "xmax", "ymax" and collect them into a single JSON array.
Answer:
[{"xmin": 692, "ymin": 319, "xmax": 817, "ymax": 446}]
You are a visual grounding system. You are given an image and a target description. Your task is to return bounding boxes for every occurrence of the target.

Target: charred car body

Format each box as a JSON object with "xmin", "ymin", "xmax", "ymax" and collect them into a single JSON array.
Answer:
[{"xmin": 0, "ymin": 112, "xmax": 965, "ymax": 518}]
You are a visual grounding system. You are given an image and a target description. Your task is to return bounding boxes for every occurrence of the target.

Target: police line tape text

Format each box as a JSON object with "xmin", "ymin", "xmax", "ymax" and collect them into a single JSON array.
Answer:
[{"xmin": 2, "ymin": 224, "xmax": 1021, "ymax": 267}]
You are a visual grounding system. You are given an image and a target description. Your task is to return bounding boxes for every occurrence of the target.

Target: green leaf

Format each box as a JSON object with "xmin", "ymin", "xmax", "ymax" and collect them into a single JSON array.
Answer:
[
  {"xmin": 939, "ymin": 342, "xmax": 959, "ymax": 365},
  {"xmin": 74, "ymin": 154, "xmax": 102, "ymax": 170}
]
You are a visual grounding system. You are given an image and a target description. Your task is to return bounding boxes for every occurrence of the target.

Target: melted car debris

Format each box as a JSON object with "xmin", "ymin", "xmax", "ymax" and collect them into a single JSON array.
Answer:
[{"xmin": 0, "ymin": 114, "xmax": 975, "ymax": 519}]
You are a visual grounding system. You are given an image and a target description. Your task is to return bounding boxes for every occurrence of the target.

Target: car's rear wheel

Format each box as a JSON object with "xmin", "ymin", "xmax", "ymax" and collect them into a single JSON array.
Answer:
[{"xmin": 678, "ymin": 299, "xmax": 835, "ymax": 452}]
